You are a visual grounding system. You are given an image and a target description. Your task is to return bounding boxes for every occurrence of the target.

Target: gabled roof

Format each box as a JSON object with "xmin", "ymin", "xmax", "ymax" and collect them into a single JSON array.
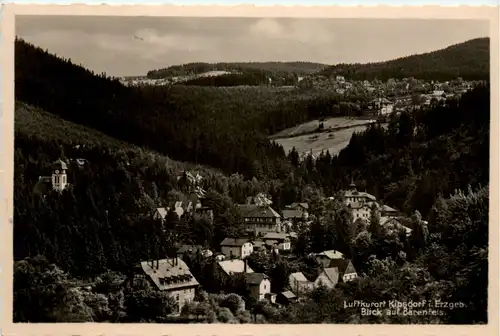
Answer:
[
  {"xmin": 290, "ymin": 272, "xmax": 309, "ymax": 282},
  {"xmin": 155, "ymin": 207, "xmax": 168, "ymax": 219},
  {"xmin": 290, "ymin": 202, "xmax": 309, "ymax": 210},
  {"xmin": 381, "ymin": 205, "xmax": 398, "ymax": 213},
  {"xmin": 282, "ymin": 209, "xmax": 303, "ymax": 219},
  {"xmin": 317, "ymin": 250, "xmax": 344, "ymax": 260},
  {"xmin": 262, "ymin": 232, "xmax": 289, "ymax": 241},
  {"xmin": 280, "ymin": 291, "xmax": 297, "ymax": 299},
  {"xmin": 344, "ymin": 190, "xmax": 376, "ymax": 201},
  {"xmin": 52, "ymin": 159, "xmax": 68, "ymax": 170},
  {"xmin": 237, "ymin": 204, "xmax": 281, "ymax": 218},
  {"xmin": 322, "ymin": 267, "xmax": 340, "ymax": 284},
  {"xmin": 218, "ymin": 260, "xmax": 254, "ymax": 275},
  {"xmin": 139, "ymin": 258, "xmax": 199, "ymax": 291},
  {"xmin": 327, "ymin": 259, "xmax": 357, "ymax": 275},
  {"xmin": 251, "ymin": 240, "xmax": 265, "ymax": 248},
  {"xmin": 220, "ymin": 238, "xmax": 250, "ymax": 247},
  {"xmin": 244, "ymin": 272, "xmax": 269, "ymax": 285}
]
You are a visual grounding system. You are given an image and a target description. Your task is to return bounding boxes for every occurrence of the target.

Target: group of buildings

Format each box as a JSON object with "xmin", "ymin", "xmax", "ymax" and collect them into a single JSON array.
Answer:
[{"xmin": 33, "ymin": 162, "xmax": 411, "ymax": 315}]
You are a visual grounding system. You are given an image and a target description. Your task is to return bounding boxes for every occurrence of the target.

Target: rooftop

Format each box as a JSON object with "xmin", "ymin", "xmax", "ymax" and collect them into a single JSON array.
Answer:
[
  {"xmin": 245, "ymin": 273, "xmax": 269, "ymax": 285},
  {"xmin": 218, "ymin": 259, "xmax": 254, "ymax": 275},
  {"xmin": 139, "ymin": 258, "xmax": 199, "ymax": 291},
  {"xmin": 262, "ymin": 232, "xmax": 290, "ymax": 241},
  {"xmin": 282, "ymin": 209, "xmax": 304, "ymax": 219},
  {"xmin": 280, "ymin": 291, "xmax": 297, "ymax": 299},
  {"xmin": 220, "ymin": 238, "xmax": 250, "ymax": 247},
  {"xmin": 237, "ymin": 204, "xmax": 281, "ymax": 218},
  {"xmin": 289, "ymin": 202, "xmax": 309, "ymax": 210},
  {"xmin": 317, "ymin": 250, "xmax": 344, "ymax": 260},
  {"xmin": 290, "ymin": 272, "xmax": 309, "ymax": 282}
]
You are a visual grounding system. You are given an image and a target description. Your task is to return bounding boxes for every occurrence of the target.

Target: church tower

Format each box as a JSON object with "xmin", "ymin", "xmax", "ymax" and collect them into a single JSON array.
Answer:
[{"xmin": 51, "ymin": 159, "xmax": 68, "ymax": 192}]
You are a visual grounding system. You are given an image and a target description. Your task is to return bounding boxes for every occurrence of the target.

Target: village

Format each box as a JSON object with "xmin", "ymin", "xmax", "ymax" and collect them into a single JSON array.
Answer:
[{"xmin": 33, "ymin": 159, "xmax": 418, "ymax": 316}]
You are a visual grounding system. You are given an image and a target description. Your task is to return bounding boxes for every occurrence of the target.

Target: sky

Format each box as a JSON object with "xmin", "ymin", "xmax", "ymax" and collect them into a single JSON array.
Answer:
[{"xmin": 16, "ymin": 16, "xmax": 489, "ymax": 77}]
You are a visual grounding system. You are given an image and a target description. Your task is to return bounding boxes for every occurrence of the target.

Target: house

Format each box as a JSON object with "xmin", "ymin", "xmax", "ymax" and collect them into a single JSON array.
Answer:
[
  {"xmin": 177, "ymin": 244, "xmax": 213, "ymax": 258},
  {"xmin": 283, "ymin": 203, "xmax": 309, "ymax": 223},
  {"xmin": 335, "ymin": 75, "xmax": 345, "ymax": 82},
  {"xmin": 289, "ymin": 272, "xmax": 314, "ymax": 296},
  {"xmin": 325, "ymin": 259, "xmax": 358, "ymax": 282},
  {"xmin": 314, "ymin": 267, "xmax": 340, "ymax": 289},
  {"xmin": 262, "ymin": 232, "xmax": 291, "ymax": 251},
  {"xmin": 129, "ymin": 258, "xmax": 199, "ymax": 314},
  {"xmin": 315, "ymin": 250, "xmax": 344, "ymax": 268},
  {"xmin": 153, "ymin": 207, "xmax": 168, "ymax": 221},
  {"xmin": 265, "ymin": 292, "xmax": 277, "ymax": 304},
  {"xmin": 348, "ymin": 201, "xmax": 374, "ymax": 221},
  {"xmin": 381, "ymin": 205, "xmax": 399, "ymax": 218},
  {"xmin": 246, "ymin": 193, "xmax": 273, "ymax": 206},
  {"xmin": 245, "ymin": 273, "xmax": 272, "ymax": 301},
  {"xmin": 217, "ymin": 259, "xmax": 254, "ymax": 277},
  {"xmin": 343, "ymin": 183, "xmax": 376, "ymax": 206},
  {"xmin": 277, "ymin": 291, "xmax": 297, "ymax": 305},
  {"xmin": 289, "ymin": 202, "xmax": 309, "ymax": 211},
  {"xmin": 172, "ymin": 193, "xmax": 214, "ymax": 222},
  {"xmin": 237, "ymin": 204, "xmax": 282, "ymax": 235},
  {"xmin": 32, "ymin": 159, "xmax": 71, "ymax": 204},
  {"xmin": 371, "ymin": 97, "xmax": 394, "ymax": 116},
  {"xmin": 380, "ymin": 217, "xmax": 412, "ymax": 236},
  {"xmin": 251, "ymin": 240, "xmax": 267, "ymax": 253},
  {"xmin": 220, "ymin": 238, "xmax": 254, "ymax": 259}
]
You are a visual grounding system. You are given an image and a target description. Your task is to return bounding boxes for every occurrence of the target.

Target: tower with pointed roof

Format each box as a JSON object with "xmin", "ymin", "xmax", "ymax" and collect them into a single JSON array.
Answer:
[{"xmin": 51, "ymin": 159, "xmax": 68, "ymax": 192}]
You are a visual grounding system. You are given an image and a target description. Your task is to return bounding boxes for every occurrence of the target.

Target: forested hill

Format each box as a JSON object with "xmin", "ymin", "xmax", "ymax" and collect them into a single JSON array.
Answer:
[
  {"xmin": 15, "ymin": 38, "xmax": 293, "ymax": 179},
  {"xmin": 14, "ymin": 38, "xmax": 365, "ymax": 179},
  {"xmin": 319, "ymin": 37, "xmax": 489, "ymax": 81},
  {"xmin": 147, "ymin": 61, "xmax": 328, "ymax": 79}
]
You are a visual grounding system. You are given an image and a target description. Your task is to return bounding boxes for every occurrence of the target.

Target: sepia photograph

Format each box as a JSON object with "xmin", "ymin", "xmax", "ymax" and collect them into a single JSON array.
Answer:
[{"xmin": 3, "ymin": 5, "xmax": 497, "ymax": 330}]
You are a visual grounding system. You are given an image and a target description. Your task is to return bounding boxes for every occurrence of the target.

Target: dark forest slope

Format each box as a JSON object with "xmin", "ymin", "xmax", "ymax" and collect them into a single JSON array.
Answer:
[
  {"xmin": 147, "ymin": 61, "xmax": 327, "ymax": 78},
  {"xmin": 319, "ymin": 37, "xmax": 489, "ymax": 81}
]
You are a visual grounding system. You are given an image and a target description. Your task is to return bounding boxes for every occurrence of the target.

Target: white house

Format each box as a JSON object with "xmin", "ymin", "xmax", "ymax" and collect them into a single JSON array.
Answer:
[
  {"xmin": 262, "ymin": 232, "xmax": 291, "ymax": 251},
  {"xmin": 220, "ymin": 238, "xmax": 254, "ymax": 259},
  {"xmin": 245, "ymin": 273, "xmax": 272, "ymax": 301}
]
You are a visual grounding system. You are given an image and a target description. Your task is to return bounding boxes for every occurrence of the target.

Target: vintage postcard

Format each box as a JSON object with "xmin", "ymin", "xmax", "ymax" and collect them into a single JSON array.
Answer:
[{"xmin": 0, "ymin": 3, "xmax": 498, "ymax": 336}]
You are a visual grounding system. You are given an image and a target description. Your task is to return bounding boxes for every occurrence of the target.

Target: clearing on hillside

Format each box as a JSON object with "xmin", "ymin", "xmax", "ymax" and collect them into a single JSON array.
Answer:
[
  {"xmin": 273, "ymin": 125, "xmax": 370, "ymax": 157},
  {"xmin": 271, "ymin": 116, "xmax": 376, "ymax": 139}
]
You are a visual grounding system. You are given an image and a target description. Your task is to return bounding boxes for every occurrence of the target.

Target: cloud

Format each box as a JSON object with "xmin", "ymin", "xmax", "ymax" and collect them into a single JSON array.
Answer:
[{"xmin": 17, "ymin": 17, "xmax": 489, "ymax": 76}]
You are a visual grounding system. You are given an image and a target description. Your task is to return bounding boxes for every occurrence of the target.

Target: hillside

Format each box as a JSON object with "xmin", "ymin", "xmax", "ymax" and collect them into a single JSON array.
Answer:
[
  {"xmin": 319, "ymin": 37, "xmax": 489, "ymax": 81},
  {"xmin": 15, "ymin": 38, "xmax": 369, "ymax": 179},
  {"xmin": 147, "ymin": 61, "xmax": 328, "ymax": 78},
  {"xmin": 13, "ymin": 36, "xmax": 490, "ymax": 324},
  {"xmin": 146, "ymin": 61, "xmax": 328, "ymax": 86}
]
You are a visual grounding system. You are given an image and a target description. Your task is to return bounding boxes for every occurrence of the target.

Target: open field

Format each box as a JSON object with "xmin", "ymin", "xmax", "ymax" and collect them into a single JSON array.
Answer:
[
  {"xmin": 273, "ymin": 125, "xmax": 371, "ymax": 157},
  {"xmin": 271, "ymin": 116, "xmax": 376, "ymax": 139}
]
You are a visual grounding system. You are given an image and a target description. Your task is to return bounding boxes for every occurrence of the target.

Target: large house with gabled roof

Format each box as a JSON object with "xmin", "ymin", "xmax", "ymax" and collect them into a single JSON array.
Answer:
[
  {"xmin": 127, "ymin": 257, "xmax": 200, "ymax": 314},
  {"xmin": 237, "ymin": 204, "xmax": 282, "ymax": 236}
]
